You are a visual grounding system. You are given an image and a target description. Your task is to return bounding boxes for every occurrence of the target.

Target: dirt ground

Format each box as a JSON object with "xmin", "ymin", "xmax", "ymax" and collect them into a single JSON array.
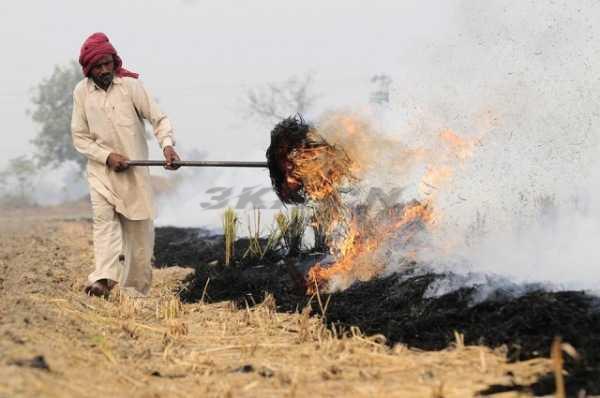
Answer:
[{"xmin": 0, "ymin": 206, "xmax": 561, "ymax": 397}]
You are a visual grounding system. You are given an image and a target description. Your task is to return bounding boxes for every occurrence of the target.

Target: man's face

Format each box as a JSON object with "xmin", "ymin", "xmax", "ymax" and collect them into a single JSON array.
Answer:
[{"xmin": 90, "ymin": 54, "xmax": 115, "ymax": 89}]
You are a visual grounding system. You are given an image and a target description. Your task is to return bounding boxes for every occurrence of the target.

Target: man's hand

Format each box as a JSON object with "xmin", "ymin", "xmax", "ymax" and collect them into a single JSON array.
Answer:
[
  {"xmin": 163, "ymin": 146, "xmax": 181, "ymax": 170},
  {"xmin": 106, "ymin": 153, "xmax": 130, "ymax": 172}
]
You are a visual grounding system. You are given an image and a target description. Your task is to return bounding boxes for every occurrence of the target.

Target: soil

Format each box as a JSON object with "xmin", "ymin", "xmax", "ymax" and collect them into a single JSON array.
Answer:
[
  {"xmin": 0, "ymin": 211, "xmax": 591, "ymax": 397},
  {"xmin": 155, "ymin": 227, "xmax": 600, "ymax": 396}
]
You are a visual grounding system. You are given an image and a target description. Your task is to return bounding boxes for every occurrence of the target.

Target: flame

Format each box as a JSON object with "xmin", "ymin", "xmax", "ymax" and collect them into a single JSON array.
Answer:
[
  {"xmin": 316, "ymin": 113, "xmax": 428, "ymax": 177},
  {"xmin": 287, "ymin": 116, "xmax": 477, "ymax": 295},
  {"xmin": 289, "ymin": 139, "xmax": 357, "ymax": 204},
  {"xmin": 306, "ymin": 200, "xmax": 434, "ymax": 293},
  {"xmin": 288, "ymin": 132, "xmax": 357, "ymax": 203},
  {"xmin": 286, "ymin": 131, "xmax": 358, "ymax": 245}
]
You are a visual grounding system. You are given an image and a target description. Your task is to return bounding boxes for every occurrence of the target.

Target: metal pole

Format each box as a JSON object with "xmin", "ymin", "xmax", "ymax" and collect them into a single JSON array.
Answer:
[{"xmin": 126, "ymin": 160, "xmax": 268, "ymax": 168}]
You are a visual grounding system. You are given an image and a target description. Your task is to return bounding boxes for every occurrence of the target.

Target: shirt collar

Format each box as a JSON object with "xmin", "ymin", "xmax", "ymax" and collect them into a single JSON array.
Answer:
[{"xmin": 86, "ymin": 75, "xmax": 122, "ymax": 92}]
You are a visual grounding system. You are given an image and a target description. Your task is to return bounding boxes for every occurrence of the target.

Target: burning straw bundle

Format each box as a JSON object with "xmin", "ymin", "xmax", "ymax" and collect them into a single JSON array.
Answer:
[
  {"xmin": 266, "ymin": 116, "xmax": 434, "ymax": 293},
  {"xmin": 266, "ymin": 116, "xmax": 358, "ymax": 252},
  {"xmin": 266, "ymin": 116, "xmax": 357, "ymax": 206}
]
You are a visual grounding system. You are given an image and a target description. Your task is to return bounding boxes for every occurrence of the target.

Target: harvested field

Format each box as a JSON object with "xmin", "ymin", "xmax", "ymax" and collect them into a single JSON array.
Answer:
[
  {"xmin": 161, "ymin": 227, "xmax": 600, "ymax": 396},
  {"xmin": 0, "ymin": 210, "xmax": 595, "ymax": 397}
]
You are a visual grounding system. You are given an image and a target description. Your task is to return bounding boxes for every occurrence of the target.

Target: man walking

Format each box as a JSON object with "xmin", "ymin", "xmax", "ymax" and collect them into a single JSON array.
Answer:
[{"xmin": 71, "ymin": 32, "xmax": 180, "ymax": 297}]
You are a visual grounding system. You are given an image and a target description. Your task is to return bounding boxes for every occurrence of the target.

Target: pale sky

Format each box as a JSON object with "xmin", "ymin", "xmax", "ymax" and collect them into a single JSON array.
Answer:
[{"xmin": 0, "ymin": 0, "xmax": 457, "ymax": 169}]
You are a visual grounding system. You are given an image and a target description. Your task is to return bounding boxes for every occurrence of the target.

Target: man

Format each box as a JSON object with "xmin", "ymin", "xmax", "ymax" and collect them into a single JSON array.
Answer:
[{"xmin": 71, "ymin": 32, "xmax": 180, "ymax": 297}]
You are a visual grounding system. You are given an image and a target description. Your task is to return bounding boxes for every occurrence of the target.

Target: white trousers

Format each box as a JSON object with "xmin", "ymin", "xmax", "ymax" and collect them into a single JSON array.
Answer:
[{"xmin": 89, "ymin": 189, "xmax": 154, "ymax": 296}]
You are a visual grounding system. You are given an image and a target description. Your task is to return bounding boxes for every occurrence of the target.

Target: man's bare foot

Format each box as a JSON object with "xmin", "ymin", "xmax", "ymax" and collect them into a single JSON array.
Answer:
[{"xmin": 84, "ymin": 279, "xmax": 116, "ymax": 298}]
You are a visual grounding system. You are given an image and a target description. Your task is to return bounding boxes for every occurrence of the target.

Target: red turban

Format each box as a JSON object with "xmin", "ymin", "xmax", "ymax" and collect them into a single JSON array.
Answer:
[{"xmin": 79, "ymin": 32, "xmax": 139, "ymax": 79}]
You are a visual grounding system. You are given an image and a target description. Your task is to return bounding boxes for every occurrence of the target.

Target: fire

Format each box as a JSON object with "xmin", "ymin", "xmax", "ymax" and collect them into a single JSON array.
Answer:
[
  {"xmin": 279, "ymin": 114, "xmax": 477, "ymax": 295},
  {"xmin": 288, "ymin": 133, "xmax": 358, "ymax": 205},
  {"xmin": 285, "ymin": 131, "xmax": 358, "ymax": 245},
  {"xmin": 267, "ymin": 116, "xmax": 356, "ymax": 205},
  {"xmin": 306, "ymin": 200, "xmax": 434, "ymax": 293}
]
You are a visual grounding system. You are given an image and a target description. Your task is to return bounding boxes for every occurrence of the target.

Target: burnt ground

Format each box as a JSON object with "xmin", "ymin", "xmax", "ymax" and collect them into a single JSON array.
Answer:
[
  {"xmin": 153, "ymin": 227, "xmax": 280, "ymax": 269},
  {"xmin": 155, "ymin": 227, "xmax": 600, "ymax": 396}
]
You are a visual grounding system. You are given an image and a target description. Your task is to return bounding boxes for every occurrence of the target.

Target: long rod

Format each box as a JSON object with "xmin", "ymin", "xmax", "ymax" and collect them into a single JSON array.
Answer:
[{"xmin": 126, "ymin": 160, "xmax": 268, "ymax": 168}]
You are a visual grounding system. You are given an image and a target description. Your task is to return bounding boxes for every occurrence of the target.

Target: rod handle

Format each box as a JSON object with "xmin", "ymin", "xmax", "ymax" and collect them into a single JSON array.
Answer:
[{"xmin": 126, "ymin": 160, "xmax": 268, "ymax": 168}]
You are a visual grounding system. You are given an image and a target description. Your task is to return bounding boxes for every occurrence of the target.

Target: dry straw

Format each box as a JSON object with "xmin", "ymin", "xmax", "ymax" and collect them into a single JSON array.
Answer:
[
  {"xmin": 222, "ymin": 208, "xmax": 237, "ymax": 266},
  {"xmin": 156, "ymin": 294, "xmax": 184, "ymax": 320},
  {"xmin": 551, "ymin": 337, "xmax": 580, "ymax": 398},
  {"xmin": 244, "ymin": 209, "xmax": 263, "ymax": 260},
  {"xmin": 243, "ymin": 209, "xmax": 282, "ymax": 260},
  {"xmin": 276, "ymin": 207, "xmax": 307, "ymax": 256}
]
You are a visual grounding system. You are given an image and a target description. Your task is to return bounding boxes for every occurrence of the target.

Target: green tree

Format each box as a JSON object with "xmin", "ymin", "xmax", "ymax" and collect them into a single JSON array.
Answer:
[{"xmin": 30, "ymin": 61, "xmax": 84, "ymax": 171}]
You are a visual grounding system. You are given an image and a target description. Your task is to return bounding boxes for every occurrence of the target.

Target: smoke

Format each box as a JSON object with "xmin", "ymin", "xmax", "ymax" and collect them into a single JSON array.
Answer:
[
  {"xmin": 32, "ymin": 162, "xmax": 88, "ymax": 205},
  {"xmin": 373, "ymin": 0, "xmax": 600, "ymax": 294},
  {"xmin": 156, "ymin": 0, "xmax": 600, "ymax": 294},
  {"xmin": 154, "ymin": 142, "xmax": 285, "ymax": 234},
  {"xmin": 0, "ymin": 161, "xmax": 88, "ymax": 207}
]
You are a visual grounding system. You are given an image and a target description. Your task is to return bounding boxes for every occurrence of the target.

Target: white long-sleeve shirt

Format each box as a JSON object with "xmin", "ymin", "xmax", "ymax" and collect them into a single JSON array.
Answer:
[{"xmin": 71, "ymin": 76, "xmax": 174, "ymax": 220}]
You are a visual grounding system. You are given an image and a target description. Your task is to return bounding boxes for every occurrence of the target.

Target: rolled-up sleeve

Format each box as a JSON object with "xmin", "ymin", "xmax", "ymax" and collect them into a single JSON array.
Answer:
[
  {"xmin": 131, "ymin": 80, "xmax": 175, "ymax": 150},
  {"xmin": 71, "ymin": 88, "xmax": 111, "ymax": 165}
]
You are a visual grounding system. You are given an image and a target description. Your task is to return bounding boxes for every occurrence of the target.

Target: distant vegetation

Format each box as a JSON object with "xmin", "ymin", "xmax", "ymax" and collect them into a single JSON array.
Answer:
[
  {"xmin": 30, "ymin": 61, "xmax": 84, "ymax": 171},
  {"xmin": 0, "ymin": 156, "xmax": 37, "ymax": 207},
  {"xmin": 0, "ymin": 61, "xmax": 81, "ymax": 207},
  {"xmin": 245, "ymin": 73, "xmax": 318, "ymax": 124}
]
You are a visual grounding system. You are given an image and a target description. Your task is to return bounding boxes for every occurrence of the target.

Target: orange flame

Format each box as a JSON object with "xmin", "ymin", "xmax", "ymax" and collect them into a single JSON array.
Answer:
[
  {"xmin": 288, "ymin": 116, "xmax": 477, "ymax": 294},
  {"xmin": 306, "ymin": 201, "xmax": 434, "ymax": 293},
  {"xmin": 289, "ymin": 140, "xmax": 357, "ymax": 204}
]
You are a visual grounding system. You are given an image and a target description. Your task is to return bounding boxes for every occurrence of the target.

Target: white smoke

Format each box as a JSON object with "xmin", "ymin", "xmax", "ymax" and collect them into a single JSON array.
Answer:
[
  {"xmin": 377, "ymin": 0, "xmax": 600, "ymax": 293},
  {"xmin": 7, "ymin": 161, "xmax": 88, "ymax": 207},
  {"xmin": 154, "ymin": 141, "xmax": 286, "ymax": 235},
  {"xmin": 154, "ymin": 0, "xmax": 600, "ymax": 294}
]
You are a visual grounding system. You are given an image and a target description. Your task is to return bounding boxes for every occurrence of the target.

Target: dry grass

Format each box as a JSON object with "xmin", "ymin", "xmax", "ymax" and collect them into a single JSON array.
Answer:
[
  {"xmin": 223, "ymin": 208, "xmax": 237, "ymax": 266},
  {"xmin": 551, "ymin": 337, "xmax": 580, "ymax": 398},
  {"xmin": 243, "ymin": 209, "xmax": 264, "ymax": 260},
  {"xmin": 0, "ymin": 210, "xmax": 554, "ymax": 397},
  {"xmin": 243, "ymin": 209, "xmax": 281, "ymax": 262},
  {"xmin": 276, "ymin": 207, "xmax": 307, "ymax": 256}
]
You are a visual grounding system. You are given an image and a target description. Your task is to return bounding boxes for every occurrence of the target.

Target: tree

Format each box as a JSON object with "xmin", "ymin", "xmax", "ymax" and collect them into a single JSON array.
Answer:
[
  {"xmin": 30, "ymin": 61, "xmax": 84, "ymax": 171},
  {"xmin": 245, "ymin": 73, "xmax": 319, "ymax": 124},
  {"xmin": 369, "ymin": 74, "xmax": 393, "ymax": 105},
  {"xmin": 0, "ymin": 155, "xmax": 37, "ymax": 205}
]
